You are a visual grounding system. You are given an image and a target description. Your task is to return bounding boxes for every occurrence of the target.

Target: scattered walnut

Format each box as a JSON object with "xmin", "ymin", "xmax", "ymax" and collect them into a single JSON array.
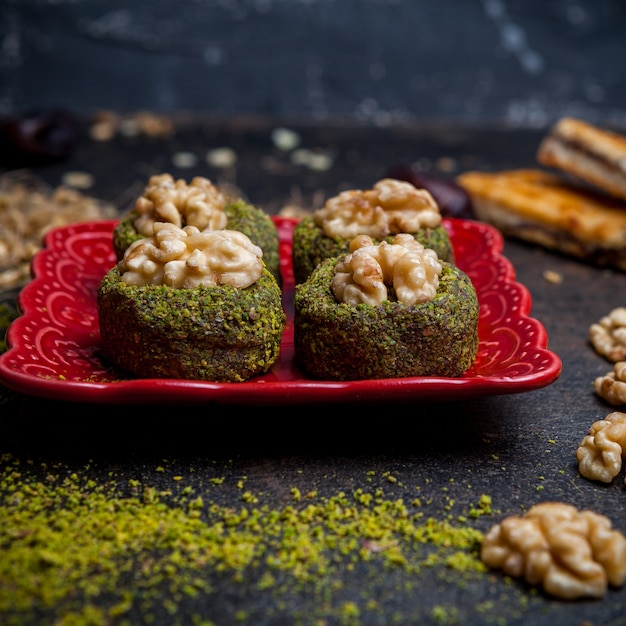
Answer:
[
  {"xmin": 61, "ymin": 171, "xmax": 94, "ymax": 190},
  {"xmin": 481, "ymin": 502, "xmax": 626, "ymax": 599},
  {"xmin": 576, "ymin": 411, "xmax": 626, "ymax": 485},
  {"xmin": 89, "ymin": 110, "xmax": 173, "ymax": 141},
  {"xmin": 290, "ymin": 148, "xmax": 334, "ymax": 172},
  {"xmin": 331, "ymin": 233, "xmax": 442, "ymax": 306},
  {"xmin": 171, "ymin": 151, "xmax": 198, "ymax": 169},
  {"xmin": 206, "ymin": 147, "xmax": 237, "ymax": 169},
  {"xmin": 120, "ymin": 223, "xmax": 263, "ymax": 289},
  {"xmin": 271, "ymin": 127, "xmax": 301, "ymax": 151},
  {"xmin": 542, "ymin": 269, "xmax": 563, "ymax": 284},
  {"xmin": 133, "ymin": 173, "xmax": 228, "ymax": 238},
  {"xmin": 314, "ymin": 178, "xmax": 441, "ymax": 240},
  {"xmin": 0, "ymin": 175, "xmax": 116, "ymax": 288},
  {"xmin": 589, "ymin": 308, "xmax": 626, "ymax": 362},
  {"xmin": 594, "ymin": 362, "xmax": 626, "ymax": 406}
]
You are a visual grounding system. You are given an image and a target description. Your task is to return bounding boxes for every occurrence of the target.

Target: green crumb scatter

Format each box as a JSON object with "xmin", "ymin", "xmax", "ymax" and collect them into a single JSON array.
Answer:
[
  {"xmin": 432, "ymin": 604, "xmax": 459, "ymax": 624},
  {"xmin": 468, "ymin": 494, "xmax": 493, "ymax": 518},
  {"xmin": 0, "ymin": 456, "xmax": 516, "ymax": 625}
]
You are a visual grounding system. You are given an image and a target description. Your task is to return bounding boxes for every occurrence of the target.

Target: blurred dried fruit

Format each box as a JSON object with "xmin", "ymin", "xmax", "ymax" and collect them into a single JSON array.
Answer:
[
  {"xmin": 0, "ymin": 108, "xmax": 80, "ymax": 167},
  {"xmin": 386, "ymin": 164, "xmax": 474, "ymax": 219}
]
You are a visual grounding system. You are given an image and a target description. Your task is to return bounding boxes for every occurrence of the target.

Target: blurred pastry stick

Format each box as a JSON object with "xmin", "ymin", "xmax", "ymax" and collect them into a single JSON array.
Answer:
[
  {"xmin": 457, "ymin": 168, "xmax": 626, "ymax": 271},
  {"xmin": 537, "ymin": 117, "xmax": 626, "ymax": 201}
]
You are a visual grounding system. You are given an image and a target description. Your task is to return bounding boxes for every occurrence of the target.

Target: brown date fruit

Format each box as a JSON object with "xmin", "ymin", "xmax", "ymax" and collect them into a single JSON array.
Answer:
[
  {"xmin": 0, "ymin": 108, "xmax": 80, "ymax": 167},
  {"xmin": 386, "ymin": 164, "xmax": 474, "ymax": 220}
]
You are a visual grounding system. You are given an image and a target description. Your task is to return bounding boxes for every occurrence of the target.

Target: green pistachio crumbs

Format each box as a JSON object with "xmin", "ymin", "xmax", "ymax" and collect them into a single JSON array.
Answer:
[{"xmin": 0, "ymin": 454, "xmax": 499, "ymax": 626}]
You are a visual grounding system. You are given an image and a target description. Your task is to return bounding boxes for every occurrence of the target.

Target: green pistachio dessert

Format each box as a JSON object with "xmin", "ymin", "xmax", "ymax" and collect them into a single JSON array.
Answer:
[
  {"xmin": 98, "ymin": 223, "xmax": 285, "ymax": 382},
  {"xmin": 112, "ymin": 173, "xmax": 281, "ymax": 283},
  {"xmin": 294, "ymin": 234, "xmax": 479, "ymax": 380},
  {"xmin": 292, "ymin": 178, "xmax": 454, "ymax": 284}
]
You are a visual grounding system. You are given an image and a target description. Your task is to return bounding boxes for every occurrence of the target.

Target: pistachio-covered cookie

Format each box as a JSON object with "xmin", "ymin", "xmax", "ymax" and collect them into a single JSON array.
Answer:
[
  {"xmin": 294, "ymin": 234, "xmax": 478, "ymax": 380},
  {"xmin": 98, "ymin": 223, "xmax": 285, "ymax": 382},
  {"xmin": 292, "ymin": 178, "xmax": 454, "ymax": 284}
]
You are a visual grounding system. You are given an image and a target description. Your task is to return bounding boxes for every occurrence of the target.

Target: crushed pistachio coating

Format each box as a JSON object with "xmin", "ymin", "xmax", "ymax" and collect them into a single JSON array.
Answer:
[
  {"xmin": 291, "ymin": 215, "xmax": 454, "ymax": 284},
  {"xmin": 294, "ymin": 256, "xmax": 479, "ymax": 380},
  {"xmin": 97, "ymin": 265, "xmax": 285, "ymax": 381},
  {"xmin": 113, "ymin": 199, "xmax": 281, "ymax": 283},
  {"xmin": 0, "ymin": 454, "xmax": 498, "ymax": 626}
]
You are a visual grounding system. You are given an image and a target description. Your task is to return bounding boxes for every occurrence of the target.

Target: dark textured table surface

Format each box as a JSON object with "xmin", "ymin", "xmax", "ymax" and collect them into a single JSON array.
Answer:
[{"xmin": 1, "ymin": 116, "xmax": 625, "ymax": 626}]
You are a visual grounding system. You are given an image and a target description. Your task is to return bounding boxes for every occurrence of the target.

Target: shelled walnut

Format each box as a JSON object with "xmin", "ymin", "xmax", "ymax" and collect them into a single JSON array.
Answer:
[
  {"xmin": 594, "ymin": 362, "xmax": 626, "ymax": 405},
  {"xmin": 331, "ymin": 233, "xmax": 442, "ymax": 306},
  {"xmin": 121, "ymin": 223, "xmax": 263, "ymax": 289},
  {"xmin": 481, "ymin": 502, "xmax": 626, "ymax": 599},
  {"xmin": 133, "ymin": 173, "xmax": 228, "ymax": 238},
  {"xmin": 576, "ymin": 411, "xmax": 626, "ymax": 485},
  {"xmin": 314, "ymin": 178, "xmax": 441, "ymax": 240},
  {"xmin": 0, "ymin": 174, "xmax": 116, "ymax": 289},
  {"xmin": 589, "ymin": 308, "xmax": 626, "ymax": 362}
]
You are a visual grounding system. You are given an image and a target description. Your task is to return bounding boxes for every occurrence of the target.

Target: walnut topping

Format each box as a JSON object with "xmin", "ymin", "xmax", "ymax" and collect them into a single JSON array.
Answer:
[
  {"xmin": 589, "ymin": 307, "xmax": 626, "ymax": 362},
  {"xmin": 313, "ymin": 178, "xmax": 441, "ymax": 240},
  {"xmin": 594, "ymin": 361, "xmax": 626, "ymax": 405},
  {"xmin": 576, "ymin": 411, "xmax": 626, "ymax": 484},
  {"xmin": 120, "ymin": 222, "xmax": 263, "ymax": 289},
  {"xmin": 481, "ymin": 502, "xmax": 626, "ymax": 599},
  {"xmin": 133, "ymin": 173, "xmax": 228, "ymax": 238},
  {"xmin": 331, "ymin": 233, "xmax": 442, "ymax": 306}
]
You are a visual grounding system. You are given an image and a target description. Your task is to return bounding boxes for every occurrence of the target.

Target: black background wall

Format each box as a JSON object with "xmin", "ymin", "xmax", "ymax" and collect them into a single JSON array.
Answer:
[{"xmin": 1, "ymin": 0, "xmax": 625, "ymax": 128}]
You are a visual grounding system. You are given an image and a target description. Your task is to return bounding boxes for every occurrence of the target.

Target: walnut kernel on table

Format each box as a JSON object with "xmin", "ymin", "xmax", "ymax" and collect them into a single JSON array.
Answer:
[
  {"xmin": 594, "ymin": 361, "xmax": 626, "ymax": 405},
  {"xmin": 0, "ymin": 176, "xmax": 116, "ymax": 289},
  {"xmin": 589, "ymin": 307, "xmax": 626, "ymax": 362},
  {"xmin": 481, "ymin": 502, "xmax": 626, "ymax": 599},
  {"xmin": 589, "ymin": 309, "xmax": 626, "ymax": 404},
  {"xmin": 576, "ymin": 411, "xmax": 626, "ymax": 485}
]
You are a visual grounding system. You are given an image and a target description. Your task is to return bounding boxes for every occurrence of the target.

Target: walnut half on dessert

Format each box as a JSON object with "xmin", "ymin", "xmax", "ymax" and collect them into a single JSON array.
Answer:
[
  {"xmin": 113, "ymin": 173, "xmax": 281, "ymax": 283},
  {"xmin": 293, "ymin": 233, "xmax": 479, "ymax": 380},
  {"xmin": 97, "ymin": 222, "xmax": 285, "ymax": 382},
  {"xmin": 291, "ymin": 178, "xmax": 454, "ymax": 284}
]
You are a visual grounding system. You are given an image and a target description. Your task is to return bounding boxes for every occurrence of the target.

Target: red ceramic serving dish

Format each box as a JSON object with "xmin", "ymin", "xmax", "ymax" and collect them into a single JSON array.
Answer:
[{"xmin": 0, "ymin": 217, "xmax": 561, "ymax": 405}]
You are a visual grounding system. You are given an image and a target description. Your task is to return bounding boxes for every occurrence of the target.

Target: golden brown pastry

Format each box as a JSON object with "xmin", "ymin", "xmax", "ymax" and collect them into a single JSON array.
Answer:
[
  {"xmin": 457, "ymin": 168, "xmax": 626, "ymax": 271},
  {"xmin": 537, "ymin": 117, "xmax": 626, "ymax": 201}
]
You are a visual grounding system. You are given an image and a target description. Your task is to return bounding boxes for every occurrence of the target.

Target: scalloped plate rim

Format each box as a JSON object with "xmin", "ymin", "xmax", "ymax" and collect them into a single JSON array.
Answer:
[{"xmin": 0, "ymin": 217, "xmax": 562, "ymax": 405}]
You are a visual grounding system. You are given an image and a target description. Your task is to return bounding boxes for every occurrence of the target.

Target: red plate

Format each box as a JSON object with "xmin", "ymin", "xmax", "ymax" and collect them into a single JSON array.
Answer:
[{"xmin": 0, "ymin": 217, "xmax": 561, "ymax": 405}]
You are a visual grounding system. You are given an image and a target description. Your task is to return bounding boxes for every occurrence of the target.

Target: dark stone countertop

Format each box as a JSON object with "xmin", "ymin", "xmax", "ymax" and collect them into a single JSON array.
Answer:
[{"xmin": 1, "ymin": 116, "xmax": 625, "ymax": 626}]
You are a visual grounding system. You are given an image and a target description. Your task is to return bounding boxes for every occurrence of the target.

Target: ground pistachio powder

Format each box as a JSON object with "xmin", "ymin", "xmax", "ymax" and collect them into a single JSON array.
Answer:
[{"xmin": 0, "ymin": 453, "xmax": 521, "ymax": 626}]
